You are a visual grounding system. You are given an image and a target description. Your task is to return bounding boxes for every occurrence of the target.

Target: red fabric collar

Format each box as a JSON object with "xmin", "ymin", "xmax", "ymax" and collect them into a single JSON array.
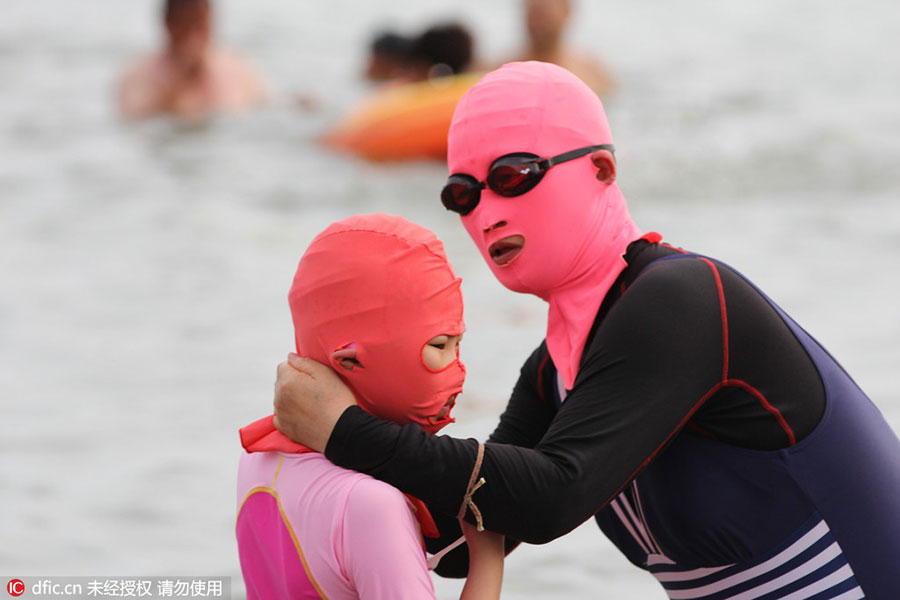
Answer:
[
  {"xmin": 240, "ymin": 415, "xmax": 439, "ymax": 538},
  {"xmin": 240, "ymin": 415, "xmax": 314, "ymax": 453}
]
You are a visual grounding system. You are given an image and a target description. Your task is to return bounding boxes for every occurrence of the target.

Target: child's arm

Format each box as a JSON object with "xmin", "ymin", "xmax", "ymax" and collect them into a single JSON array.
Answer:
[{"xmin": 459, "ymin": 519, "xmax": 504, "ymax": 600}]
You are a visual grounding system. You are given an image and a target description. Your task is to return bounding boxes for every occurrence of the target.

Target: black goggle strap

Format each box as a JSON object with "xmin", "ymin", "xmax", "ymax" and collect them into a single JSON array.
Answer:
[
  {"xmin": 542, "ymin": 144, "xmax": 616, "ymax": 169},
  {"xmin": 465, "ymin": 178, "xmax": 486, "ymax": 196}
]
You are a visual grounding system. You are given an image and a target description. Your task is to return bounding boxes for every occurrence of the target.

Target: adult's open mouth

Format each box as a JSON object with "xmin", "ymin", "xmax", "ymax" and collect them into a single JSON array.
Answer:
[{"xmin": 488, "ymin": 235, "xmax": 525, "ymax": 266}]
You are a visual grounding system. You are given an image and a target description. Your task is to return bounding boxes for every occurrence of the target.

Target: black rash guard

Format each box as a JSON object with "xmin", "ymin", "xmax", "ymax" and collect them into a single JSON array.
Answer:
[{"xmin": 324, "ymin": 240, "xmax": 826, "ymax": 575}]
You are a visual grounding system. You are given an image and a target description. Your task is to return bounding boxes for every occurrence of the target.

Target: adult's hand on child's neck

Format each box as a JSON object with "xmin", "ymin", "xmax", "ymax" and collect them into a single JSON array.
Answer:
[{"xmin": 273, "ymin": 354, "xmax": 356, "ymax": 453}]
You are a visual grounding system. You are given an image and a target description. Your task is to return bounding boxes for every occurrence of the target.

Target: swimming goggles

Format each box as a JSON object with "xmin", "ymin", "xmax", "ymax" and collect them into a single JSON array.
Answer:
[{"xmin": 440, "ymin": 144, "xmax": 614, "ymax": 215}]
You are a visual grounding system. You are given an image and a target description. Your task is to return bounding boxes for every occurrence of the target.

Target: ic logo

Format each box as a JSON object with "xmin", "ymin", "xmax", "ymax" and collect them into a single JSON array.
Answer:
[{"xmin": 6, "ymin": 579, "xmax": 24, "ymax": 597}]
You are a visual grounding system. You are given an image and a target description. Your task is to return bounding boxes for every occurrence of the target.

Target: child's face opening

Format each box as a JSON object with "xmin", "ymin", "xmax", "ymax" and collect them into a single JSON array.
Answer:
[{"xmin": 422, "ymin": 333, "xmax": 463, "ymax": 371}]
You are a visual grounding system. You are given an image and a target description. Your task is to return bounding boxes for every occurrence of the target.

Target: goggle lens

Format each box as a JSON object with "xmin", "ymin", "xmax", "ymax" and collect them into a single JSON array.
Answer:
[
  {"xmin": 486, "ymin": 158, "xmax": 543, "ymax": 197},
  {"xmin": 440, "ymin": 175, "xmax": 483, "ymax": 215}
]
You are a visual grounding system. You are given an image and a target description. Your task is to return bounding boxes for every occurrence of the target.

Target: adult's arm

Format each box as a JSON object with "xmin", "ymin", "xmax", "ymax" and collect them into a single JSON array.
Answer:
[
  {"xmin": 325, "ymin": 258, "xmax": 724, "ymax": 544},
  {"xmin": 424, "ymin": 345, "xmax": 556, "ymax": 576}
]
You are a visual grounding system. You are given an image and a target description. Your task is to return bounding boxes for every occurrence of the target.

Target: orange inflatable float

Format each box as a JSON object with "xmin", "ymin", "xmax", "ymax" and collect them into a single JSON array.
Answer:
[{"xmin": 323, "ymin": 73, "xmax": 481, "ymax": 161}]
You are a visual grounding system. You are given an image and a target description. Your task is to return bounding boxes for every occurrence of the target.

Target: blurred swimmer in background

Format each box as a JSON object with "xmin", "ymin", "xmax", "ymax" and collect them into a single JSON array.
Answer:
[
  {"xmin": 406, "ymin": 22, "xmax": 476, "ymax": 81},
  {"xmin": 363, "ymin": 22, "xmax": 476, "ymax": 85},
  {"xmin": 509, "ymin": 0, "xmax": 613, "ymax": 96},
  {"xmin": 327, "ymin": 22, "xmax": 479, "ymax": 161},
  {"xmin": 118, "ymin": 0, "xmax": 266, "ymax": 119},
  {"xmin": 364, "ymin": 31, "xmax": 415, "ymax": 83}
]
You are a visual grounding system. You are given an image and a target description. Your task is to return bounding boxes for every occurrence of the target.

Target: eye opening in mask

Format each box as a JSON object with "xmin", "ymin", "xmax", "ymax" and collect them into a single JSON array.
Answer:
[{"xmin": 421, "ymin": 333, "xmax": 464, "ymax": 373}]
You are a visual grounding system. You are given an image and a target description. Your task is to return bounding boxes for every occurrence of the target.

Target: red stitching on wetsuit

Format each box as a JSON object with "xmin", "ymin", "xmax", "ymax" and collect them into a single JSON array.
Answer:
[
  {"xmin": 685, "ymin": 421, "xmax": 719, "ymax": 440},
  {"xmin": 660, "ymin": 243, "xmax": 688, "ymax": 254},
  {"xmin": 699, "ymin": 257, "xmax": 729, "ymax": 380},
  {"xmin": 597, "ymin": 382, "xmax": 725, "ymax": 511},
  {"xmin": 723, "ymin": 379, "xmax": 797, "ymax": 446}
]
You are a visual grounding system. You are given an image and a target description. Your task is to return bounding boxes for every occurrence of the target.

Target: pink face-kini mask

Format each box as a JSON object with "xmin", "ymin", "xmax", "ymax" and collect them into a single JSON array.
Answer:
[
  {"xmin": 448, "ymin": 61, "xmax": 648, "ymax": 391},
  {"xmin": 240, "ymin": 215, "xmax": 464, "ymax": 538},
  {"xmin": 289, "ymin": 213, "xmax": 466, "ymax": 434}
]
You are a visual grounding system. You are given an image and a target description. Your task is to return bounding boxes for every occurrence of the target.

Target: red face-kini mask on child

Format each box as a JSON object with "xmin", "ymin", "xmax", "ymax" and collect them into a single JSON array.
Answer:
[
  {"xmin": 445, "ymin": 61, "xmax": 648, "ymax": 391},
  {"xmin": 289, "ymin": 214, "xmax": 466, "ymax": 434}
]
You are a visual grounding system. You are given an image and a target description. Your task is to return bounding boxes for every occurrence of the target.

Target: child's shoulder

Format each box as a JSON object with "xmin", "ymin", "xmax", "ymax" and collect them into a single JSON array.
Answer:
[
  {"xmin": 343, "ymin": 477, "xmax": 424, "ymax": 535},
  {"xmin": 274, "ymin": 452, "xmax": 409, "ymax": 511},
  {"xmin": 345, "ymin": 475, "xmax": 412, "ymax": 515}
]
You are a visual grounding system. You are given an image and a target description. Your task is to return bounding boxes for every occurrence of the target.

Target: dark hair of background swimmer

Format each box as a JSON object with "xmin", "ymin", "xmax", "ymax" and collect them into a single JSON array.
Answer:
[
  {"xmin": 371, "ymin": 31, "xmax": 414, "ymax": 61},
  {"xmin": 410, "ymin": 22, "xmax": 474, "ymax": 77}
]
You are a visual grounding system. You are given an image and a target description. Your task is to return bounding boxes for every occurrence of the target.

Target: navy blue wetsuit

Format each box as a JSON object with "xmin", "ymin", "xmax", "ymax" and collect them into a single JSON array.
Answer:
[{"xmin": 324, "ymin": 240, "xmax": 900, "ymax": 599}]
